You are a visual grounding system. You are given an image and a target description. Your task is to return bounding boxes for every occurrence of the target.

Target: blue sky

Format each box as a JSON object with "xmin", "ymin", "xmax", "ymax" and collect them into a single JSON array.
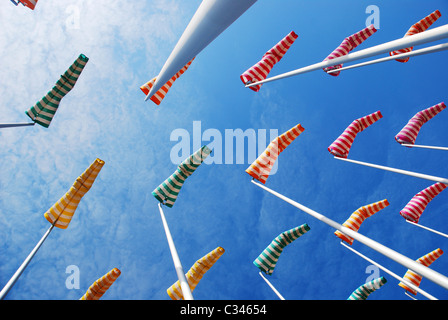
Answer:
[{"xmin": 1, "ymin": 0, "xmax": 448, "ymax": 301}]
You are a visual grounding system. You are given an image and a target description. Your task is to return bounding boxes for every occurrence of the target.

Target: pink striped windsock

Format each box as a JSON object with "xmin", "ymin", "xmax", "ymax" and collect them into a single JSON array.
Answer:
[
  {"xmin": 395, "ymin": 102, "xmax": 446, "ymax": 145},
  {"xmin": 240, "ymin": 31, "xmax": 298, "ymax": 92},
  {"xmin": 399, "ymin": 248, "xmax": 444, "ymax": 295},
  {"xmin": 390, "ymin": 10, "xmax": 442, "ymax": 63},
  {"xmin": 323, "ymin": 25, "xmax": 377, "ymax": 76},
  {"xmin": 400, "ymin": 182, "xmax": 447, "ymax": 223},
  {"xmin": 328, "ymin": 111, "xmax": 382, "ymax": 158}
]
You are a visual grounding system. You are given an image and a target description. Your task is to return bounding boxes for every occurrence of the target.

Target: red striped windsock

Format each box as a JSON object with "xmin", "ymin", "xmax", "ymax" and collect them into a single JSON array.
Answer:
[
  {"xmin": 240, "ymin": 31, "xmax": 298, "ymax": 92},
  {"xmin": 140, "ymin": 58, "xmax": 194, "ymax": 105},
  {"xmin": 328, "ymin": 111, "xmax": 382, "ymax": 158},
  {"xmin": 18, "ymin": 0, "xmax": 37, "ymax": 10},
  {"xmin": 323, "ymin": 25, "xmax": 377, "ymax": 76},
  {"xmin": 395, "ymin": 102, "xmax": 446, "ymax": 145},
  {"xmin": 398, "ymin": 248, "xmax": 444, "ymax": 295},
  {"xmin": 390, "ymin": 10, "xmax": 442, "ymax": 63},
  {"xmin": 400, "ymin": 182, "xmax": 447, "ymax": 223},
  {"xmin": 246, "ymin": 123, "xmax": 305, "ymax": 184},
  {"xmin": 335, "ymin": 199, "xmax": 389, "ymax": 245}
]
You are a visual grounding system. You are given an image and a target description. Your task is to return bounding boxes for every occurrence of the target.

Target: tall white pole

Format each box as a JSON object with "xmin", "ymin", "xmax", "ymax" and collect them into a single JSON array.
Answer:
[
  {"xmin": 258, "ymin": 272, "xmax": 285, "ymax": 300},
  {"xmin": 250, "ymin": 179, "xmax": 448, "ymax": 291},
  {"xmin": 401, "ymin": 143, "xmax": 448, "ymax": 151},
  {"xmin": 157, "ymin": 203, "xmax": 194, "ymax": 300},
  {"xmin": 326, "ymin": 42, "xmax": 448, "ymax": 74},
  {"xmin": 0, "ymin": 224, "xmax": 54, "ymax": 300},
  {"xmin": 333, "ymin": 157, "xmax": 448, "ymax": 184},
  {"xmin": 246, "ymin": 24, "xmax": 448, "ymax": 88},
  {"xmin": 340, "ymin": 241, "xmax": 437, "ymax": 300},
  {"xmin": 0, "ymin": 123, "xmax": 35, "ymax": 129},
  {"xmin": 405, "ymin": 220, "xmax": 448, "ymax": 239}
]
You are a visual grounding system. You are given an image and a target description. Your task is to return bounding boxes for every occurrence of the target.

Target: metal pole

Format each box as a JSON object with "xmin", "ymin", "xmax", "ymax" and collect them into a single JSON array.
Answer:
[
  {"xmin": 334, "ymin": 157, "xmax": 448, "ymax": 184},
  {"xmin": 405, "ymin": 220, "xmax": 448, "ymax": 239},
  {"xmin": 327, "ymin": 42, "xmax": 448, "ymax": 74},
  {"xmin": 0, "ymin": 123, "xmax": 35, "ymax": 129},
  {"xmin": 340, "ymin": 241, "xmax": 437, "ymax": 300},
  {"xmin": 401, "ymin": 143, "xmax": 448, "ymax": 151},
  {"xmin": 157, "ymin": 203, "xmax": 194, "ymax": 300},
  {"xmin": 258, "ymin": 272, "xmax": 285, "ymax": 300},
  {"xmin": 250, "ymin": 179, "xmax": 448, "ymax": 291},
  {"xmin": 0, "ymin": 224, "xmax": 54, "ymax": 300},
  {"xmin": 246, "ymin": 24, "xmax": 448, "ymax": 88}
]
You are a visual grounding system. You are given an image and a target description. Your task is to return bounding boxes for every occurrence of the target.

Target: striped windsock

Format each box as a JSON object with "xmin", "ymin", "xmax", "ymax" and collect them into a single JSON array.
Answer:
[
  {"xmin": 140, "ymin": 58, "xmax": 194, "ymax": 105},
  {"xmin": 399, "ymin": 248, "xmax": 444, "ymax": 295},
  {"xmin": 152, "ymin": 145, "xmax": 211, "ymax": 208},
  {"xmin": 335, "ymin": 199, "xmax": 389, "ymax": 245},
  {"xmin": 348, "ymin": 277, "xmax": 387, "ymax": 300},
  {"xmin": 240, "ymin": 31, "xmax": 298, "ymax": 92},
  {"xmin": 254, "ymin": 224, "xmax": 310, "ymax": 275},
  {"xmin": 18, "ymin": 0, "xmax": 37, "ymax": 10},
  {"xmin": 25, "ymin": 54, "xmax": 89, "ymax": 128},
  {"xmin": 44, "ymin": 158, "xmax": 105, "ymax": 229},
  {"xmin": 323, "ymin": 25, "xmax": 377, "ymax": 76},
  {"xmin": 328, "ymin": 110, "xmax": 382, "ymax": 158},
  {"xmin": 246, "ymin": 123, "xmax": 305, "ymax": 184},
  {"xmin": 80, "ymin": 268, "xmax": 121, "ymax": 300},
  {"xmin": 167, "ymin": 247, "xmax": 225, "ymax": 300},
  {"xmin": 390, "ymin": 10, "xmax": 442, "ymax": 63},
  {"xmin": 395, "ymin": 102, "xmax": 446, "ymax": 145},
  {"xmin": 399, "ymin": 182, "xmax": 447, "ymax": 223}
]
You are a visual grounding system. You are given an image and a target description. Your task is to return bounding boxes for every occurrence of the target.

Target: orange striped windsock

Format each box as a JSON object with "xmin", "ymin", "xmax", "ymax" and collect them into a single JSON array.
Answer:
[
  {"xmin": 80, "ymin": 268, "xmax": 121, "ymax": 300},
  {"xmin": 390, "ymin": 10, "xmax": 442, "ymax": 63},
  {"xmin": 399, "ymin": 182, "xmax": 447, "ymax": 223},
  {"xmin": 335, "ymin": 199, "xmax": 389, "ymax": 245},
  {"xmin": 44, "ymin": 158, "xmax": 105, "ymax": 229},
  {"xmin": 240, "ymin": 31, "xmax": 298, "ymax": 92},
  {"xmin": 328, "ymin": 111, "xmax": 382, "ymax": 158},
  {"xmin": 398, "ymin": 248, "xmax": 444, "ymax": 295},
  {"xmin": 395, "ymin": 102, "xmax": 446, "ymax": 145},
  {"xmin": 140, "ymin": 58, "xmax": 194, "ymax": 105},
  {"xmin": 323, "ymin": 25, "xmax": 377, "ymax": 76},
  {"xmin": 246, "ymin": 123, "xmax": 305, "ymax": 184},
  {"xmin": 167, "ymin": 247, "xmax": 225, "ymax": 300}
]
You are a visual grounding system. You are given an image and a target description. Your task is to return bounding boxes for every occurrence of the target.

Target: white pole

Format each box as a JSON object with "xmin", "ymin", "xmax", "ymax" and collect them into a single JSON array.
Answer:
[
  {"xmin": 401, "ymin": 143, "xmax": 448, "ymax": 151},
  {"xmin": 340, "ymin": 241, "xmax": 437, "ymax": 300},
  {"xmin": 157, "ymin": 203, "xmax": 194, "ymax": 300},
  {"xmin": 246, "ymin": 24, "xmax": 448, "ymax": 88},
  {"xmin": 258, "ymin": 272, "xmax": 285, "ymax": 300},
  {"xmin": 405, "ymin": 220, "xmax": 448, "ymax": 239},
  {"xmin": 327, "ymin": 42, "xmax": 448, "ymax": 74},
  {"xmin": 250, "ymin": 179, "xmax": 448, "ymax": 291},
  {"xmin": 0, "ymin": 224, "xmax": 54, "ymax": 300},
  {"xmin": 334, "ymin": 157, "xmax": 448, "ymax": 184},
  {"xmin": 0, "ymin": 123, "xmax": 35, "ymax": 129}
]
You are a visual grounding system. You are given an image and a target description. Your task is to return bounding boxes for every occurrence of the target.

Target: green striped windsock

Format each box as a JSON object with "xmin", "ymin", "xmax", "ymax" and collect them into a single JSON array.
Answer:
[
  {"xmin": 253, "ymin": 223, "xmax": 310, "ymax": 275},
  {"xmin": 153, "ymin": 145, "xmax": 211, "ymax": 208},
  {"xmin": 25, "ymin": 54, "xmax": 89, "ymax": 128},
  {"xmin": 348, "ymin": 277, "xmax": 387, "ymax": 300}
]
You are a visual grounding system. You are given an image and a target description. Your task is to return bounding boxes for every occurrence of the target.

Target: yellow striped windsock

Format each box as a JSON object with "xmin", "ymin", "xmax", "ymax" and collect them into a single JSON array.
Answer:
[
  {"xmin": 80, "ymin": 268, "xmax": 121, "ymax": 300},
  {"xmin": 335, "ymin": 199, "xmax": 389, "ymax": 245},
  {"xmin": 44, "ymin": 158, "xmax": 105, "ymax": 229},
  {"xmin": 167, "ymin": 247, "xmax": 225, "ymax": 300}
]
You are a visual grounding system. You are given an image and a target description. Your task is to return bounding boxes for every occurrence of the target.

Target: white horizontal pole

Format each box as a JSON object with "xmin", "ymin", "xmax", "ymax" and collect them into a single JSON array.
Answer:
[
  {"xmin": 327, "ymin": 42, "xmax": 448, "ymax": 74},
  {"xmin": 246, "ymin": 24, "xmax": 448, "ymax": 87},
  {"xmin": 334, "ymin": 157, "xmax": 448, "ymax": 184},
  {"xmin": 340, "ymin": 241, "xmax": 437, "ymax": 300},
  {"xmin": 258, "ymin": 272, "xmax": 285, "ymax": 300},
  {"xmin": 401, "ymin": 143, "xmax": 448, "ymax": 151},
  {"xmin": 158, "ymin": 203, "xmax": 194, "ymax": 300},
  {"xmin": 250, "ymin": 179, "xmax": 448, "ymax": 291},
  {"xmin": 0, "ymin": 123, "xmax": 35, "ymax": 129},
  {"xmin": 405, "ymin": 220, "xmax": 448, "ymax": 239}
]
